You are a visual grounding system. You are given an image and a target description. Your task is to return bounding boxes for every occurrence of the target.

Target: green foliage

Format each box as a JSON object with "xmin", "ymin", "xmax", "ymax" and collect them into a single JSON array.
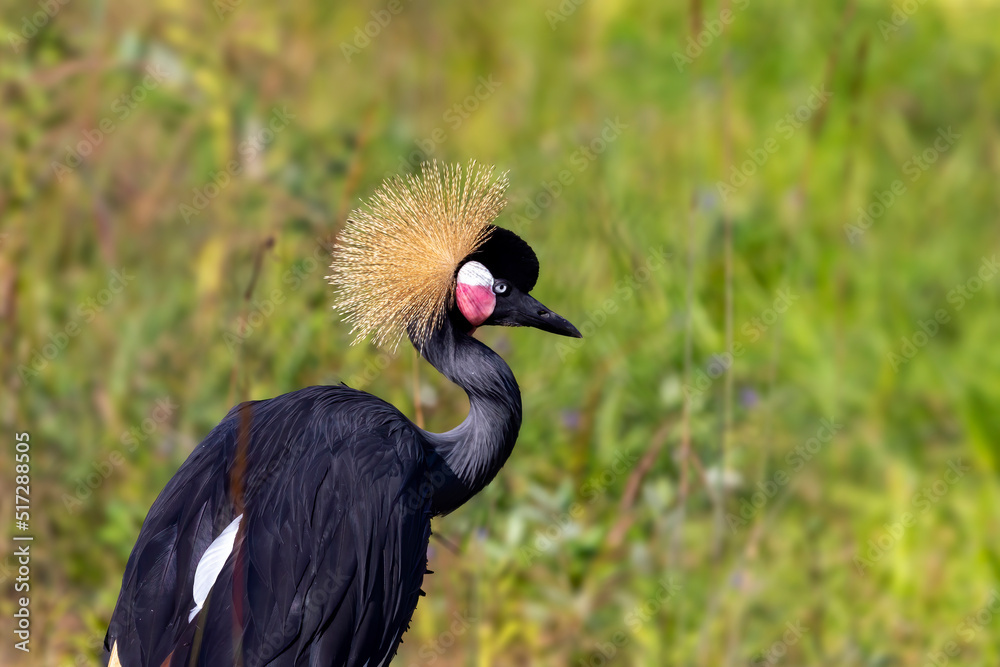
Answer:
[{"xmin": 2, "ymin": 0, "xmax": 999, "ymax": 664}]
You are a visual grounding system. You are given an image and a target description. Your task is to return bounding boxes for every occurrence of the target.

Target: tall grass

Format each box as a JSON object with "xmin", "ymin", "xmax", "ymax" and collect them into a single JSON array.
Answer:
[{"xmin": 2, "ymin": 1, "xmax": 999, "ymax": 664}]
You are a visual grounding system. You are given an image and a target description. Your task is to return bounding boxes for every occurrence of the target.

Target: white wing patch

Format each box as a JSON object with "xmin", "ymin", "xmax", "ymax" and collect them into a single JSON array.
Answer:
[
  {"xmin": 188, "ymin": 514, "xmax": 243, "ymax": 622},
  {"xmin": 108, "ymin": 641, "xmax": 122, "ymax": 667}
]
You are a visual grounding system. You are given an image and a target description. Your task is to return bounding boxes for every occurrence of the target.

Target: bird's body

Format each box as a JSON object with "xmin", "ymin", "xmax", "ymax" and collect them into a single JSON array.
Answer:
[
  {"xmin": 109, "ymin": 385, "xmax": 430, "ymax": 666},
  {"xmin": 105, "ymin": 162, "xmax": 578, "ymax": 666}
]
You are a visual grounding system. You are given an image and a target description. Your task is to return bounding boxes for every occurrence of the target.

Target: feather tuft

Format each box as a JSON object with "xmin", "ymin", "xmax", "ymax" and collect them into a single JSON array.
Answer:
[{"xmin": 327, "ymin": 161, "xmax": 508, "ymax": 350}]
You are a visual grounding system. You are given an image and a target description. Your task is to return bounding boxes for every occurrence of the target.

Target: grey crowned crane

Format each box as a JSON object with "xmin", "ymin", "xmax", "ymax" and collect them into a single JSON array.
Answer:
[{"xmin": 104, "ymin": 161, "xmax": 581, "ymax": 666}]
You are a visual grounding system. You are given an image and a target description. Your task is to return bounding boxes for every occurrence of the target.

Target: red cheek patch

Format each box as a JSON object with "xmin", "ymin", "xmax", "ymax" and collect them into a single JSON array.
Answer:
[{"xmin": 456, "ymin": 283, "xmax": 496, "ymax": 326}]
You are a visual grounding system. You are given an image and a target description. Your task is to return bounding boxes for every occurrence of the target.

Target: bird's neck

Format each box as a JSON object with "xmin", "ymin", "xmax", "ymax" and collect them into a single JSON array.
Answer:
[{"xmin": 413, "ymin": 316, "xmax": 522, "ymax": 514}]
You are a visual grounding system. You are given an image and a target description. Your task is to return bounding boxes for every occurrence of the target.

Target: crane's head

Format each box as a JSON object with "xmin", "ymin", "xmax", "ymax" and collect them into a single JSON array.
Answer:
[
  {"xmin": 327, "ymin": 161, "xmax": 580, "ymax": 350},
  {"xmin": 454, "ymin": 226, "xmax": 580, "ymax": 338}
]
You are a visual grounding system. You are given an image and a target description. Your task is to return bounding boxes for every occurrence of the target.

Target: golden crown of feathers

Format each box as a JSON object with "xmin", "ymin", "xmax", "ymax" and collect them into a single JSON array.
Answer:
[{"xmin": 327, "ymin": 161, "xmax": 509, "ymax": 350}]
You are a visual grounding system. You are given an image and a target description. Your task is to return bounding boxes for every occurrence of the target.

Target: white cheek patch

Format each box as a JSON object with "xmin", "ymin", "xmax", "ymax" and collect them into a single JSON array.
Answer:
[
  {"xmin": 456, "ymin": 261, "xmax": 496, "ymax": 326},
  {"xmin": 457, "ymin": 261, "xmax": 493, "ymax": 288}
]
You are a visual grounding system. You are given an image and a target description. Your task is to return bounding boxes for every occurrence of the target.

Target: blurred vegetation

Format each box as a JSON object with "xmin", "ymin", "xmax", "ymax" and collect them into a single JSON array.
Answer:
[{"xmin": 2, "ymin": 0, "xmax": 1000, "ymax": 665}]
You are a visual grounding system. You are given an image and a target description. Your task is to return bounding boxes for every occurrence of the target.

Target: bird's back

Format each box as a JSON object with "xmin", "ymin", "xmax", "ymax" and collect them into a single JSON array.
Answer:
[{"xmin": 105, "ymin": 384, "xmax": 433, "ymax": 667}]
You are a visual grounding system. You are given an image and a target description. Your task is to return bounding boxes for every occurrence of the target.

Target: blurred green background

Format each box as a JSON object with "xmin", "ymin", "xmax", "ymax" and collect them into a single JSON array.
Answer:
[{"xmin": 2, "ymin": 0, "xmax": 999, "ymax": 664}]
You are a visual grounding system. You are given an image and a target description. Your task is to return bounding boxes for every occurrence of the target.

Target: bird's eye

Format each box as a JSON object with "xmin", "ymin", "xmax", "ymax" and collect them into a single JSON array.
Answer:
[{"xmin": 493, "ymin": 281, "xmax": 510, "ymax": 296}]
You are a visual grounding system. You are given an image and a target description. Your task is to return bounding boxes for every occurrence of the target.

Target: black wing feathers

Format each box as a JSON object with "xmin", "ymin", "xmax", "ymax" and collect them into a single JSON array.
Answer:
[{"xmin": 106, "ymin": 385, "xmax": 432, "ymax": 667}]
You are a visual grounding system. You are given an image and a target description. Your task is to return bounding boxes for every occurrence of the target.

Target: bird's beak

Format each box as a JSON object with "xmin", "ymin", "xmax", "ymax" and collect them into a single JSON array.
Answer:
[{"xmin": 512, "ymin": 293, "xmax": 582, "ymax": 338}]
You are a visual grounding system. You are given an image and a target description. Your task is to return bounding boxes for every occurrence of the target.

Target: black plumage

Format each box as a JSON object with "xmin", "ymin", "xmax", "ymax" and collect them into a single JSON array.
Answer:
[
  {"xmin": 108, "ymin": 386, "xmax": 433, "ymax": 666},
  {"xmin": 105, "ymin": 166, "xmax": 580, "ymax": 666},
  {"xmin": 467, "ymin": 225, "xmax": 540, "ymax": 293}
]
